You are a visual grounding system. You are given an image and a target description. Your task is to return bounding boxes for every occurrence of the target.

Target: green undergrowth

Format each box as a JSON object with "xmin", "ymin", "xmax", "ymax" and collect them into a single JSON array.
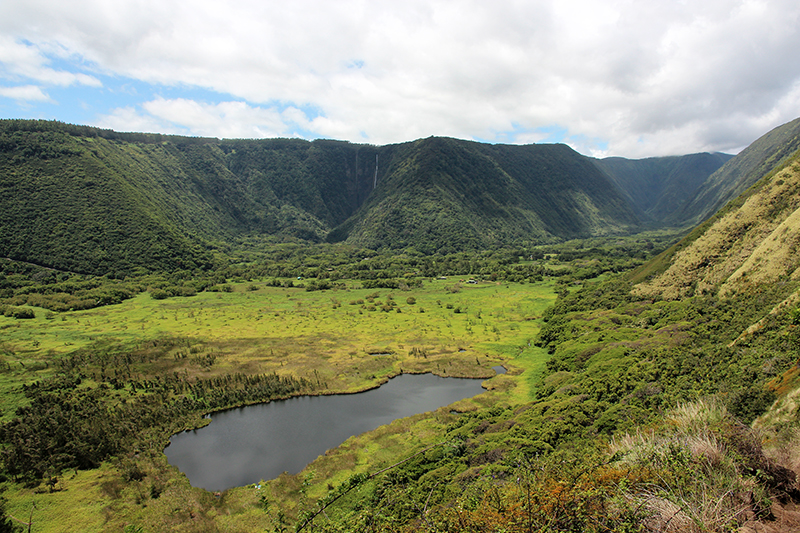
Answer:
[{"xmin": 9, "ymin": 244, "xmax": 798, "ymax": 532}]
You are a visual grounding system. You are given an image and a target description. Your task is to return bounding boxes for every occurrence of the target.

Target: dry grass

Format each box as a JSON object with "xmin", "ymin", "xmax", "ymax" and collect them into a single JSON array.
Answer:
[
  {"xmin": 634, "ymin": 156, "xmax": 800, "ymax": 300},
  {"xmin": 610, "ymin": 399, "xmax": 774, "ymax": 533}
]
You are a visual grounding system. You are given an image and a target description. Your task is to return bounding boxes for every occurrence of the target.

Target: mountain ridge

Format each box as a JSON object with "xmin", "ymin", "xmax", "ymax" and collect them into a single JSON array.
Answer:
[
  {"xmin": 631, "ymin": 144, "xmax": 800, "ymax": 300},
  {"xmin": 0, "ymin": 118, "xmax": 761, "ymax": 275},
  {"xmin": 672, "ymin": 116, "xmax": 800, "ymax": 228},
  {"xmin": 329, "ymin": 137, "xmax": 642, "ymax": 253}
]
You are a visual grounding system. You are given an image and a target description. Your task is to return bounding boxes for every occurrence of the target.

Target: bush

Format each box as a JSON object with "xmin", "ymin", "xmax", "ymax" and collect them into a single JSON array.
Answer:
[
  {"xmin": 176, "ymin": 285, "xmax": 197, "ymax": 297},
  {"xmin": 3, "ymin": 307, "xmax": 34, "ymax": 319},
  {"xmin": 728, "ymin": 387, "xmax": 777, "ymax": 424},
  {"xmin": 150, "ymin": 289, "xmax": 170, "ymax": 300}
]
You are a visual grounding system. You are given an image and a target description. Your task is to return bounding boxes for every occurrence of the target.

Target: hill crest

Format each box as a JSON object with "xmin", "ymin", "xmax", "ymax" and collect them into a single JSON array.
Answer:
[{"xmin": 0, "ymin": 119, "xmax": 755, "ymax": 274}]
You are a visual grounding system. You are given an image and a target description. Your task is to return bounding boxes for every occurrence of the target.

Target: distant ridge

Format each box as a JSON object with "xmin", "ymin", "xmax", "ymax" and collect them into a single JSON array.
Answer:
[
  {"xmin": 631, "ymin": 118, "xmax": 800, "ymax": 299},
  {"xmin": 672, "ymin": 116, "xmax": 800, "ymax": 228},
  {"xmin": 0, "ymin": 118, "xmax": 757, "ymax": 274},
  {"xmin": 595, "ymin": 152, "xmax": 734, "ymax": 226}
]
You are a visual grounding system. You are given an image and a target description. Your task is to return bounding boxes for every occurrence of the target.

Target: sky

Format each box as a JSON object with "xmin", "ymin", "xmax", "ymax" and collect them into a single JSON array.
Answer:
[{"xmin": 1, "ymin": 0, "xmax": 799, "ymax": 159}]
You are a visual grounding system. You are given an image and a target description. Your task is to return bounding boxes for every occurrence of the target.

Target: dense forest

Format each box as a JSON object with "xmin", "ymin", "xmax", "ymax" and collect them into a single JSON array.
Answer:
[{"xmin": 0, "ymin": 118, "xmax": 755, "ymax": 275}]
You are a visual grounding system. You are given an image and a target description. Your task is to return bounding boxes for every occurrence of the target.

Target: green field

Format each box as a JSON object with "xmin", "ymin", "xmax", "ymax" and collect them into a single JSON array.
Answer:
[
  {"xmin": 1, "ymin": 278, "xmax": 555, "ymax": 399},
  {"xmin": 0, "ymin": 277, "xmax": 557, "ymax": 532}
]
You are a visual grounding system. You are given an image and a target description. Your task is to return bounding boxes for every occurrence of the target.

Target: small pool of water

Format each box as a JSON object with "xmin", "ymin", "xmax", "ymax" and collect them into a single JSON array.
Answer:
[{"xmin": 165, "ymin": 372, "xmax": 492, "ymax": 491}]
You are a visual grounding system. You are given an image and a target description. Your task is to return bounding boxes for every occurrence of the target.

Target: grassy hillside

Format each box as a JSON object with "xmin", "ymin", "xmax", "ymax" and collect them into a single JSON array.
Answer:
[{"xmin": 0, "ymin": 122, "xmax": 247, "ymax": 275}]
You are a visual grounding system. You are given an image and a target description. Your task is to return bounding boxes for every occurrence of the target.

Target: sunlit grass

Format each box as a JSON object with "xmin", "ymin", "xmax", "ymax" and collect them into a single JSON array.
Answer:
[
  {"xmin": 0, "ymin": 278, "xmax": 556, "ymax": 401},
  {"xmin": 1, "ymin": 464, "xmax": 117, "ymax": 533}
]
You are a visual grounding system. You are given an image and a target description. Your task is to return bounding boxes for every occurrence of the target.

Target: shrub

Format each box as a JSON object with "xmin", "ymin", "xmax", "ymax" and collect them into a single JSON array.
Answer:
[
  {"xmin": 728, "ymin": 387, "xmax": 777, "ymax": 424},
  {"xmin": 4, "ymin": 307, "xmax": 35, "ymax": 319},
  {"xmin": 176, "ymin": 285, "xmax": 197, "ymax": 297},
  {"xmin": 150, "ymin": 288, "xmax": 169, "ymax": 300}
]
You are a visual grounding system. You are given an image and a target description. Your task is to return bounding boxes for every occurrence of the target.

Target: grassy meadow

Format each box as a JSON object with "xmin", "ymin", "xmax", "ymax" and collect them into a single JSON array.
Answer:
[
  {"xmin": 0, "ymin": 276, "xmax": 557, "ymax": 532},
  {"xmin": 1, "ymin": 277, "xmax": 555, "ymax": 403}
]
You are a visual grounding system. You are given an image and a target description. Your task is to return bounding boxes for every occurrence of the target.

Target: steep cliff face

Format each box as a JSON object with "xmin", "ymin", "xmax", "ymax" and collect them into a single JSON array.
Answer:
[{"xmin": 331, "ymin": 137, "xmax": 642, "ymax": 253}]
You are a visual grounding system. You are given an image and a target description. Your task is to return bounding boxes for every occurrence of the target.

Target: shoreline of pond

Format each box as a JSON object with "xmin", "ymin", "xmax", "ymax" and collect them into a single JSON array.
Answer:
[
  {"xmin": 165, "ymin": 370, "xmax": 503, "ymax": 491},
  {"xmin": 167, "ymin": 363, "xmax": 509, "ymax": 440}
]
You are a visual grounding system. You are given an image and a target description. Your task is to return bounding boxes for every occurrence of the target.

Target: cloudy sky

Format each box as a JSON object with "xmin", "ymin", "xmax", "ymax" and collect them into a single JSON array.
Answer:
[{"xmin": 1, "ymin": 0, "xmax": 799, "ymax": 158}]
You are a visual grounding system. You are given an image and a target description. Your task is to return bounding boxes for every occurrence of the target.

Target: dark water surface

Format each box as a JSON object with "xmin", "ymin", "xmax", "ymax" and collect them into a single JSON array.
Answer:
[{"xmin": 165, "ymin": 372, "xmax": 491, "ymax": 491}]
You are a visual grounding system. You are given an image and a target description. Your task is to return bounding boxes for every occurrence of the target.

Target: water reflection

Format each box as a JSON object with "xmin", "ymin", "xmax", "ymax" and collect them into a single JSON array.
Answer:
[{"xmin": 166, "ymin": 372, "xmax": 489, "ymax": 491}]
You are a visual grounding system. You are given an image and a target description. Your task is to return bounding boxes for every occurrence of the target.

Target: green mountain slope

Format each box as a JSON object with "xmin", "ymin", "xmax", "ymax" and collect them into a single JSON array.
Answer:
[
  {"xmin": 3, "ymin": 118, "xmax": 786, "ymax": 276},
  {"xmin": 0, "ymin": 121, "xmax": 646, "ymax": 271},
  {"xmin": 370, "ymin": 120, "xmax": 800, "ymax": 532},
  {"xmin": 0, "ymin": 123, "xmax": 226, "ymax": 274},
  {"xmin": 631, "ymin": 119, "xmax": 800, "ymax": 299},
  {"xmin": 0, "ymin": 122, "xmax": 358, "ymax": 275},
  {"xmin": 329, "ymin": 137, "xmax": 641, "ymax": 253},
  {"xmin": 595, "ymin": 152, "xmax": 733, "ymax": 224},
  {"xmin": 633, "ymin": 145, "xmax": 800, "ymax": 300}
]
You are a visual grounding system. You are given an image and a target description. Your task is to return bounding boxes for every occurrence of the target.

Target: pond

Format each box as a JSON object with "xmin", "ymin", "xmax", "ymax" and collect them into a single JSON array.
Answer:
[{"xmin": 165, "ymin": 370, "xmax": 501, "ymax": 491}]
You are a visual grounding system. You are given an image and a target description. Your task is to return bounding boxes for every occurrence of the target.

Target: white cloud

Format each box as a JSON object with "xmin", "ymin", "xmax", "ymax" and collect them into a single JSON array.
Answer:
[
  {"xmin": 2, "ymin": 0, "xmax": 800, "ymax": 157},
  {"xmin": 93, "ymin": 106, "xmax": 175, "ymax": 135},
  {"xmin": 0, "ymin": 36, "xmax": 101, "ymax": 87},
  {"xmin": 0, "ymin": 84, "xmax": 51, "ymax": 102},
  {"xmin": 96, "ymin": 98, "xmax": 306, "ymax": 139}
]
